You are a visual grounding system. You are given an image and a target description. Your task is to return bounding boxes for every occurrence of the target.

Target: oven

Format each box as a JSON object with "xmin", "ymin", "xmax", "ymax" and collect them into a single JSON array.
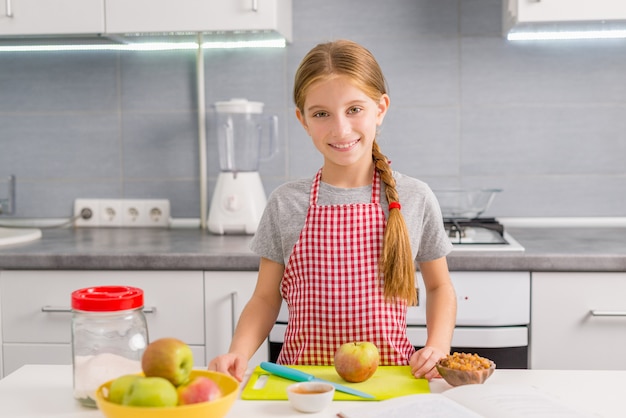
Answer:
[{"xmin": 268, "ymin": 270, "xmax": 530, "ymax": 369}]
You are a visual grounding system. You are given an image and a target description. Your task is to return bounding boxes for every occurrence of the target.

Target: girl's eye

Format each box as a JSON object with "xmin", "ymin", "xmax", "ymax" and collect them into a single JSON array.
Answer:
[
  {"xmin": 312, "ymin": 111, "xmax": 328, "ymax": 118},
  {"xmin": 348, "ymin": 107, "xmax": 362, "ymax": 114}
]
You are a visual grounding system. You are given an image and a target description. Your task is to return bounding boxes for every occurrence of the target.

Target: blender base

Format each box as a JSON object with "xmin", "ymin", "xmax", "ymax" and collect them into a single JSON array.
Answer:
[{"xmin": 207, "ymin": 171, "xmax": 267, "ymax": 235}]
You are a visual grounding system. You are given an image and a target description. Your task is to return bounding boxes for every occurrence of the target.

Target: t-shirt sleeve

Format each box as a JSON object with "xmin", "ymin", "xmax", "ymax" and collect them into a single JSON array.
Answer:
[
  {"xmin": 249, "ymin": 179, "xmax": 311, "ymax": 265},
  {"xmin": 249, "ymin": 188, "xmax": 285, "ymax": 265}
]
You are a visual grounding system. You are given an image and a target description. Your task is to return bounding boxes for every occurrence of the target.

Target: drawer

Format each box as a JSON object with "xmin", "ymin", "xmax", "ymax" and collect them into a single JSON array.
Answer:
[
  {"xmin": 409, "ymin": 271, "xmax": 530, "ymax": 326},
  {"xmin": 0, "ymin": 271, "xmax": 204, "ymax": 345},
  {"xmin": 531, "ymin": 272, "xmax": 626, "ymax": 370}
]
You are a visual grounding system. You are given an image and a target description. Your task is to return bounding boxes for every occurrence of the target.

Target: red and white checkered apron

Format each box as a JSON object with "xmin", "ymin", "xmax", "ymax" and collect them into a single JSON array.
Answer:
[{"xmin": 277, "ymin": 169, "xmax": 415, "ymax": 366}]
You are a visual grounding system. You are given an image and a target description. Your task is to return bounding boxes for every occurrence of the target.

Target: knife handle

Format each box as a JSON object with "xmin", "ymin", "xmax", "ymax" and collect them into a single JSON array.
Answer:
[{"xmin": 260, "ymin": 362, "xmax": 314, "ymax": 383}]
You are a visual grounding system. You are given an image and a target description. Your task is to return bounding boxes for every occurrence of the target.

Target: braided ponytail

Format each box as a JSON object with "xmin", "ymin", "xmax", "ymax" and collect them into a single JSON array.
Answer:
[{"xmin": 373, "ymin": 141, "xmax": 417, "ymax": 305}]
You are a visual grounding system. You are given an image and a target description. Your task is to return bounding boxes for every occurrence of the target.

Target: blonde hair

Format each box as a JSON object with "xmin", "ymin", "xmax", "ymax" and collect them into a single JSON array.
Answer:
[{"xmin": 294, "ymin": 40, "xmax": 416, "ymax": 305}]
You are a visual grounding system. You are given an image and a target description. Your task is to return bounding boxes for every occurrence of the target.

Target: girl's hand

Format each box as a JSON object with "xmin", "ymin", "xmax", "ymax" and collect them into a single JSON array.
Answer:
[
  {"xmin": 409, "ymin": 346, "xmax": 447, "ymax": 380},
  {"xmin": 208, "ymin": 353, "xmax": 248, "ymax": 382}
]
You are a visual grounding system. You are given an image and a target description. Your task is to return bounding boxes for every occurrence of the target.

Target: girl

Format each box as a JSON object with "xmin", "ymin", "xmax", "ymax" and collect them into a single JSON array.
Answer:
[{"xmin": 209, "ymin": 39, "xmax": 456, "ymax": 381}]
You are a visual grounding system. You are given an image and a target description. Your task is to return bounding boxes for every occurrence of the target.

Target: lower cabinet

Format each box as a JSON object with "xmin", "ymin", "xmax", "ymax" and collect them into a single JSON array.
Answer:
[
  {"xmin": 204, "ymin": 271, "xmax": 268, "ymax": 369},
  {"xmin": 0, "ymin": 269, "xmax": 268, "ymax": 378},
  {"xmin": 531, "ymin": 272, "xmax": 626, "ymax": 370},
  {"xmin": 0, "ymin": 270, "xmax": 206, "ymax": 377}
]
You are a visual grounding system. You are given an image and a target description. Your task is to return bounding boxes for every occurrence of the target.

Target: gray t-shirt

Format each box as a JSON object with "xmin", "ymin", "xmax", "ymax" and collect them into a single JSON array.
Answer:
[{"xmin": 250, "ymin": 171, "xmax": 452, "ymax": 265}]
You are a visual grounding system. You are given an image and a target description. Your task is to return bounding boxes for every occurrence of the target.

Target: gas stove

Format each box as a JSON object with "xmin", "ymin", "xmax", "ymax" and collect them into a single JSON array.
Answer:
[{"xmin": 445, "ymin": 218, "xmax": 524, "ymax": 252}]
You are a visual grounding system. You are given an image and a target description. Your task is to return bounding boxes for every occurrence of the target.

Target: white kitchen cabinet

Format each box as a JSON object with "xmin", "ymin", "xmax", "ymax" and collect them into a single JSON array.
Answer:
[
  {"xmin": 105, "ymin": 0, "xmax": 292, "ymax": 41},
  {"xmin": 204, "ymin": 271, "xmax": 268, "ymax": 369},
  {"xmin": 0, "ymin": 0, "xmax": 105, "ymax": 36},
  {"xmin": 530, "ymin": 272, "xmax": 626, "ymax": 370},
  {"xmin": 0, "ymin": 270, "xmax": 206, "ymax": 377},
  {"xmin": 504, "ymin": 0, "xmax": 626, "ymax": 35}
]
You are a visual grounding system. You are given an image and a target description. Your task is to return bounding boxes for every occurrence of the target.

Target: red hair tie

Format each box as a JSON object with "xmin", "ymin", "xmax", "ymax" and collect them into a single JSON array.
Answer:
[{"xmin": 389, "ymin": 202, "xmax": 401, "ymax": 211}]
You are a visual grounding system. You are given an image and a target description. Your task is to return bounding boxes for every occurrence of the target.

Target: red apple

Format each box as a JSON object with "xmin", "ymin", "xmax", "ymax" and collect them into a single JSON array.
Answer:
[
  {"xmin": 334, "ymin": 341, "xmax": 380, "ymax": 383},
  {"xmin": 177, "ymin": 376, "xmax": 222, "ymax": 405},
  {"xmin": 141, "ymin": 338, "xmax": 194, "ymax": 386}
]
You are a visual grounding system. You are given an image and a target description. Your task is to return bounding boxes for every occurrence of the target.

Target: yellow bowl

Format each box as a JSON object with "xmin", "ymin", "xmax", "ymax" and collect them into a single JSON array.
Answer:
[
  {"xmin": 436, "ymin": 356, "xmax": 496, "ymax": 387},
  {"xmin": 95, "ymin": 370, "xmax": 239, "ymax": 418}
]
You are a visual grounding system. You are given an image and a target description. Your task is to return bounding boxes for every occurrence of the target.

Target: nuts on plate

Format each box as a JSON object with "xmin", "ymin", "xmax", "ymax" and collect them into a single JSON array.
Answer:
[
  {"xmin": 436, "ymin": 352, "xmax": 495, "ymax": 386},
  {"xmin": 438, "ymin": 352, "xmax": 493, "ymax": 371}
]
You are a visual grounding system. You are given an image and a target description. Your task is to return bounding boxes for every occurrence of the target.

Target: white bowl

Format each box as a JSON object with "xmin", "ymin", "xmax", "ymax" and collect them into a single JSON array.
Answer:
[{"xmin": 286, "ymin": 382, "xmax": 335, "ymax": 413}]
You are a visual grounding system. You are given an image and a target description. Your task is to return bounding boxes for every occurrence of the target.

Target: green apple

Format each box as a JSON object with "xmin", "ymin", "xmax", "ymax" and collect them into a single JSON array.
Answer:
[
  {"xmin": 334, "ymin": 341, "xmax": 380, "ymax": 383},
  {"xmin": 122, "ymin": 376, "xmax": 178, "ymax": 407},
  {"xmin": 141, "ymin": 337, "xmax": 194, "ymax": 386},
  {"xmin": 108, "ymin": 374, "xmax": 141, "ymax": 404},
  {"xmin": 177, "ymin": 376, "xmax": 222, "ymax": 405}
]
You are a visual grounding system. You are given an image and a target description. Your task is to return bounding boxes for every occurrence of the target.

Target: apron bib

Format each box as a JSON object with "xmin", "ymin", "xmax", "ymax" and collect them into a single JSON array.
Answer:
[{"xmin": 277, "ymin": 169, "xmax": 415, "ymax": 365}]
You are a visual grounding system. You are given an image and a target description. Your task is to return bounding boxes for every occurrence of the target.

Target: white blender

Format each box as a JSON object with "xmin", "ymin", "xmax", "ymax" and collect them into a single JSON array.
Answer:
[{"xmin": 208, "ymin": 99, "xmax": 278, "ymax": 235}]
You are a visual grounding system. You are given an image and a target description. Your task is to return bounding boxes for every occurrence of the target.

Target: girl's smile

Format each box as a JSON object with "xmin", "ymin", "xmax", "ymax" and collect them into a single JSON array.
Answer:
[{"xmin": 329, "ymin": 138, "xmax": 360, "ymax": 150}]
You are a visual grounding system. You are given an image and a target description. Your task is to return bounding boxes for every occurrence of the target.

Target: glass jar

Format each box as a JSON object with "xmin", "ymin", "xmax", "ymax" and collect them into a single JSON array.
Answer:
[{"xmin": 71, "ymin": 286, "xmax": 149, "ymax": 407}]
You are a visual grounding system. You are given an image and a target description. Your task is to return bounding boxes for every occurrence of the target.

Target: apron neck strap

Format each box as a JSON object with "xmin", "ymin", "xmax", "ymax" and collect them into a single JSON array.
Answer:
[{"xmin": 310, "ymin": 168, "xmax": 381, "ymax": 205}]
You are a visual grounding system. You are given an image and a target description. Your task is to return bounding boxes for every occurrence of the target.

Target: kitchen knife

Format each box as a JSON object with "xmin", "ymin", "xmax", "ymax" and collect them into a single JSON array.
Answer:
[{"xmin": 259, "ymin": 361, "xmax": 376, "ymax": 399}]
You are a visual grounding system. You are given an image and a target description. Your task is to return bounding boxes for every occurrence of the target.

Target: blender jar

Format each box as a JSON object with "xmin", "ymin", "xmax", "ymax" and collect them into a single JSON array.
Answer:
[{"xmin": 213, "ymin": 98, "xmax": 278, "ymax": 172}]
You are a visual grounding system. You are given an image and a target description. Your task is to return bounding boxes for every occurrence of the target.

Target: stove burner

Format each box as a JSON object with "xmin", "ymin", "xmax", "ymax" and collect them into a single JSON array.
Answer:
[{"xmin": 444, "ymin": 218, "xmax": 507, "ymax": 245}]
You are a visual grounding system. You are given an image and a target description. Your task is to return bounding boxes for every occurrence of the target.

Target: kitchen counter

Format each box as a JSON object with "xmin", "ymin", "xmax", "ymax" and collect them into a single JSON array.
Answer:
[
  {"xmin": 0, "ymin": 224, "xmax": 624, "ymax": 271},
  {"xmin": 0, "ymin": 364, "xmax": 622, "ymax": 417}
]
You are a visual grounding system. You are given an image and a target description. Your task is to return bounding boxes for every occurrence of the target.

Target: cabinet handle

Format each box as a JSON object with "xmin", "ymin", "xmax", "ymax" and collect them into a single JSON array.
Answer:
[
  {"xmin": 590, "ymin": 310, "xmax": 626, "ymax": 317},
  {"xmin": 251, "ymin": 0, "xmax": 258, "ymax": 12},
  {"xmin": 230, "ymin": 291, "xmax": 238, "ymax": 336},
  {"xmin": 5, "ymin": 0, "xmax": 13, "ymax": 17},
  {"xmin": 41, "ymin": 306, "xmax": 157, "ymax": 314},
  {"xmin": 41, "ymin": 306, "xmax": 72, "ymax": 313}
]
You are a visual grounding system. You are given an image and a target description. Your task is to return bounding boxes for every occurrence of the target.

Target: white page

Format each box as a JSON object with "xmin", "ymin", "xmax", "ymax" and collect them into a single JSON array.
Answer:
[
  {"xmin": 338, "ymin": 384, "xmax": 595, "ymax": 418},
  {"xmin": 443, "ymin": 384, "xmax": 594, "ymax": 418},
  {"xmin": 337, "ymin": 393, "xmax": 482, "ymax": 418}
]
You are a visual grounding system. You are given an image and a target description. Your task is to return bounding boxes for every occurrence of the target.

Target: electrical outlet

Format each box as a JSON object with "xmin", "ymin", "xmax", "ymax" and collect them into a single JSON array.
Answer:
[
  {"xmin": 121, "ymin": 200, "xmax": 144, "ymax": 226},
  {"xmin": 74, "ymin": 199, "xmax": 100, "ymax": 227},
  {"xmin": 74, "ymin": 199, "xmax": 170, "ymax": 228},
  {"xmin": 99, "ymin": 199, "xmax": 123, "ymax": 227},
  {"xmin": 145, "ymin": 199, "xmax": 170, "ymax": 227}
]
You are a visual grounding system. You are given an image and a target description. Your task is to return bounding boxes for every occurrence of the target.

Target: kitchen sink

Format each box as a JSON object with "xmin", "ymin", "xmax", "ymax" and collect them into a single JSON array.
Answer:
[{"xmin": 0, "ymin": 227, "xmax": 42, "ymax": 246}]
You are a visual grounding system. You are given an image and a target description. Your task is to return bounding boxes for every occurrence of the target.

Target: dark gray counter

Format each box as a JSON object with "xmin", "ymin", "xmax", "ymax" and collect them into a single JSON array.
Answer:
[{"xmin": 0, "ymin": 227, "xmax": 624, "ymax": 272}]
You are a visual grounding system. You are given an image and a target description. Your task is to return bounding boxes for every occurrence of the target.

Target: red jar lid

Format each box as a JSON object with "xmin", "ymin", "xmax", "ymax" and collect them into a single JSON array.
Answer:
[{"xmin": 71, "ymin": 286, "xmax": 144, "ymax": 312}]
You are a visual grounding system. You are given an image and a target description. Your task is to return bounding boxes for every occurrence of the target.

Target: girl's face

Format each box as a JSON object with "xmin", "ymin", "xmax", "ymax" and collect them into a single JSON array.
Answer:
[{"xmin": 296, "ymin": 75, "xmax": 389, "ymax": 171}]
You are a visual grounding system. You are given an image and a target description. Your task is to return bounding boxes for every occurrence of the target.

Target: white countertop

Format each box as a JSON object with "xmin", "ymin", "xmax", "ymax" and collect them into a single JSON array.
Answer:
[{"xmin": 0, "ymin": 365, "xmax": 622, "ymax": 417}]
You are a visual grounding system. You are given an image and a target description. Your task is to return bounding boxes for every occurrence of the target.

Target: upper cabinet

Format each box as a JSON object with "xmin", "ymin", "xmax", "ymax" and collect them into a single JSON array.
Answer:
[
  {"xmin": 504, "ymin": 0, "xmax": 626, "ymax": 38},
  {"xmin": 509, "ymin": 0, "xmax": 626, "ymax": 23},
  {"xmin": 105, "ymin": 0, "xmax": 292, "ymax": 41},
  {"xmin": 0, "ymin": 0, "xmax": 105, "ymax": 36},
  {"xmin": 0, "ymin": 0, "xmax": 292, "ymax": 42}
]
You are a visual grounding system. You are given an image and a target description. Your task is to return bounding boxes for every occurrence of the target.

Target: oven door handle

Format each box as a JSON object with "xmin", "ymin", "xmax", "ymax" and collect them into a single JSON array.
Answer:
[{"xmin": 590, "ymin": 310, "xmax": 626, "ymax": 317}]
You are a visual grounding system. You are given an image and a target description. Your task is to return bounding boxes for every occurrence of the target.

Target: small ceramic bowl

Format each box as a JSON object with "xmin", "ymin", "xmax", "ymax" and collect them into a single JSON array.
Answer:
[
  {"xmin": 286, "ymin": 382, "xmax": 335, "ymax": 413},
  {"xmin": 436, "ymin": 354, "xmax": 496, "ymax": 387}
]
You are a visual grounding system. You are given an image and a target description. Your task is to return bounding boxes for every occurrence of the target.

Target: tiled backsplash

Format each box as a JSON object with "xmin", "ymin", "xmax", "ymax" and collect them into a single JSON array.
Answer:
[{"xmin": 1, "ymin": 0, "xmax": 625, "ymax": 220}]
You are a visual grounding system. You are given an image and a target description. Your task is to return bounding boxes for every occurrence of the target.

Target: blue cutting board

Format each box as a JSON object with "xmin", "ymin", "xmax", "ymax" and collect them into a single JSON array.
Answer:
[{"xmin": 241, "ymin": 365, "xmax": 430, "ymax": 401}]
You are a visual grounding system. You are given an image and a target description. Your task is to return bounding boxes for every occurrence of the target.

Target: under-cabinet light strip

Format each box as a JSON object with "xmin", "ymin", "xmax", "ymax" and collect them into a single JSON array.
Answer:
[
  {"xmin": 0, "ymin": 38, "xmax": 286, "ymax": 52},
  {"xmin": 508, "ymin": 29, "xmax": 626, "ymax": 41}
]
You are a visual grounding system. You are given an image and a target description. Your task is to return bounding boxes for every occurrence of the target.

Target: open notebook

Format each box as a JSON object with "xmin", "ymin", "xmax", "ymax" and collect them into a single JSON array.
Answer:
[{"xmin": 337, "ymin": 384, "xmax": 594, "ymax": 418}]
